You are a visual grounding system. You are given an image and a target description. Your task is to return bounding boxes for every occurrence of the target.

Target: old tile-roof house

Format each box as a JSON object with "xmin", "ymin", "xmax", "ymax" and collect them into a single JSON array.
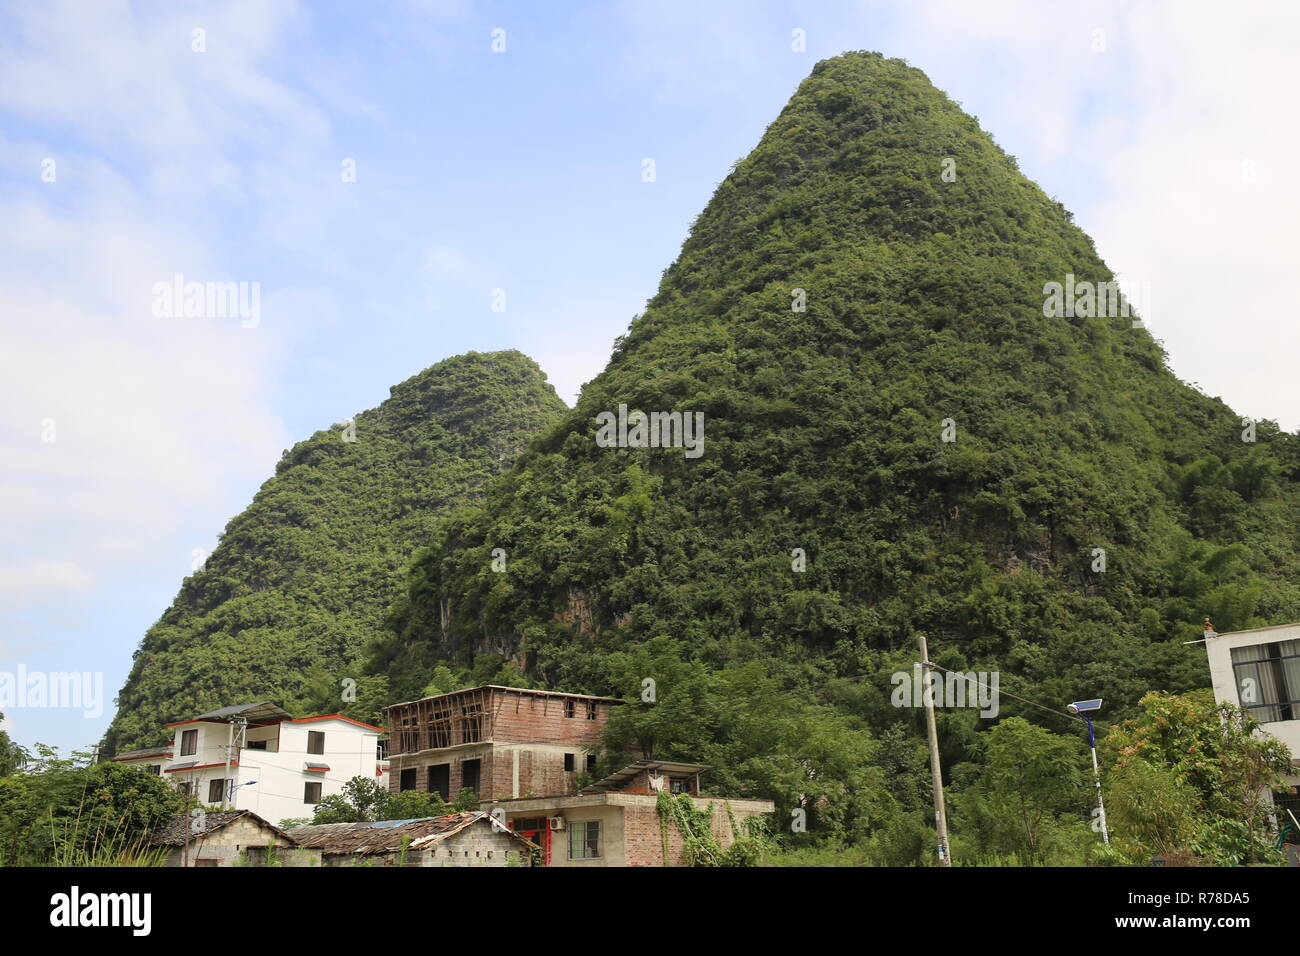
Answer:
[
  {"xmin": 287, "ymin": 811, "xmax": 537, "ymax": 866},
  {"xmin": 151, "ymin": 809, "xmax": 320, "ymax": 867},
  {"xmin": 484, "ymin": 759, "xmax": 775, "ymax": 867},
  {"xmin": 383, "ymin": 685, "xmax": 621, "ymax": 803}
]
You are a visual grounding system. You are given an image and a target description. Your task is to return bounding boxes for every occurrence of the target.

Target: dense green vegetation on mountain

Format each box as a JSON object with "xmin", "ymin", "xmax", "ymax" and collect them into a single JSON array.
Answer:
[
  {"xmin": 102, "ymin": 352, "xmax": 567, "ymax": 753},
  {"xmin": 95, "ymin": 52, "xmax": 1300, "ymax": 865},
  {"xmin": 368, "ymin": 53, "xmax": 1300, "ymax": 860}
]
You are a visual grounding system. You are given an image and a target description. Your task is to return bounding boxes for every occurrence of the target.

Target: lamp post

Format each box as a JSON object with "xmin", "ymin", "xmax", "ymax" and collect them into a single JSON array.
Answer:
[{"xmin": 1068, "ymin": 698, "xmax": 1109, "ymax": 845}]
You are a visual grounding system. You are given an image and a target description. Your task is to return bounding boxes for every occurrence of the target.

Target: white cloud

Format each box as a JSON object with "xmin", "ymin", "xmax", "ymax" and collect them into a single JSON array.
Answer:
[{"xmin": 0, "ymin": 1, "xmax": 314, "ymax": 619}]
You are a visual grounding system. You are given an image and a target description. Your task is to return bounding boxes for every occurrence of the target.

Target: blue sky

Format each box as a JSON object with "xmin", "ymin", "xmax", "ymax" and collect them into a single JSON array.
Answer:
[{"xmin": 2, "ymin": 0, "xmax": 1298, "ymax": 754}]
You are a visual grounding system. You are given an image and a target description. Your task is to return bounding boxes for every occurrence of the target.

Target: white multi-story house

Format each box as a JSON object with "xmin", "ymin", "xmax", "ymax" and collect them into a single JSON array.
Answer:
[
  {"xmin": 114, "ymin": 702, "xmax": 389, "ymax": 826},
  {"xmin": 1204, "ymin": 621, "xmax": 1300, "ymax": 824}
]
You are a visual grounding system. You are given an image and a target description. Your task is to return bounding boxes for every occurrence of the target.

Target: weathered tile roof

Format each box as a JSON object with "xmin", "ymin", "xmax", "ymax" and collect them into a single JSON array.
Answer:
[
  {"xmin": 287, "ymin": 811, "xmax": 535, "ymax": 855},
  {"xmin": 151, "ymin": 810, "xmax": 291, "ymax": 847},
  {"xmin": 111, "ymin": 745, "xmax": 172, "ymax": 761}
]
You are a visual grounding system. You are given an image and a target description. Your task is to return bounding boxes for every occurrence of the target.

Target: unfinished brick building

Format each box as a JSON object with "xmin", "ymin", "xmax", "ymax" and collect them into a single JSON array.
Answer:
[{"xmin": 383, "ymin": 685, "xmax": 622, "ymax": 804}]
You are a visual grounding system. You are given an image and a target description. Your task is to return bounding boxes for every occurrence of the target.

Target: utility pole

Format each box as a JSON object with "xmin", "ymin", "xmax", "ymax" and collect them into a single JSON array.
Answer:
[
  {"xmin": 919, "ymin": 633, "xmax": 951, "ymax": 867},
  {"xmin": 223, "ymin": 717, "xmax": 245, "ymax": 805}
]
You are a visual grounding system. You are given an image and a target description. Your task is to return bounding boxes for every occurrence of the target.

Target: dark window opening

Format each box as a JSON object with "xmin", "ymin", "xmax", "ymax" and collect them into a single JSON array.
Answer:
[
  {"xmin": 428, "ymin": 764, "xmax": 450, "ymax": 801},
  {"xmin": 207, "ymin": 778, "xmax": 226, "ymax": 803},
  {"xmin": 399, "ymin": 768, "xmax": 417, "ymax": 792},
  {"xmin": 586, "ymin": 754, "xmax": 597, "ymax": 773},
  {"xmin": 586, "ymin": 701, "xmax": 598, "ymax": 720},
  {"xmin": 307, "ymin": 730, "xmax": 325, "ymax": 755},
  {"xmin": 246, "ymin": 739, "xmax": 267, "ymax": 750},
  {"xmin": 564, "ymin": 753, "xmax": 575, "ymax": 773},
  {"xmin": 461, "ymin": 758, "xmax": 481, "ymax": 795},
  {"xmin": 564, "ymin": 699, "xmax": 575, "ymax": 718},
  {"xmin": 180, "ymin": 729, "xmax": 197, "ymax": 756},
  {"xmin": 304, "ymin": 781, "xmax": 322, "ymax": 804}
]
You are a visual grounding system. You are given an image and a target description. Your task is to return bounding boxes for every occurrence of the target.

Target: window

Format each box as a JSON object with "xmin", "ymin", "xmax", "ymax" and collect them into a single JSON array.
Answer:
[
  {"xmin": 586, "ymin": 754, "xmax": 597, "ymax": 773},
  {"xmin": 461, "ymin": 758, "xmax": 481, "ymax": 795},
  {"xmin": 377, "ymin": 739, "xmax": 389, "ymax": 760},
  {"xmin": 307, "ymin": 730, "xmax": 325, "ymax": 755},
  {"xmin": 670, "ymin": 777, "xmax": 690, "ymax": 794},
  {"xmin": 176, "ymin": 781, "xmax": 194, "ymax": 797},
  {"xmin": 1232, "ymin": 639, "xmax": 1300, "ymax": 722},
  {"xmin": 246, "ymin": 739, "xmax": 267, "ymax": 750},
  {"xmin": 586, "ymin": 701, "xmax": 598, "ymax": 720},
  {"xmin": 180, "ymin": 729, "xmax": 198, "ymax": 756},
  {"xmin": 564, "ymin": 699, "xmax": 575, "ymax": 718},
  {"xmin": 304, "ymin": 781, "xmax": 323, "ymax": 804},
  {"xmin": 207, "ymin": 778, "xmax": 227, "ymax": 803},
  {"xmin": 568, "ymin": 820, "xmax": 601, "ymax": 860},
  {"xmin": 564, "ymin": 753, "xmax": 575, "ymax": 773},
  {"xmin": 147, "ymin": 764, "xmax": 161, "ymax": 775},
  {"xmin": 428, "ymin": 764, "xmax": 450, "ymax": 801},
  {"xmin": 399, "ymin": 768, "xmax": 417, "ymax": 791}
]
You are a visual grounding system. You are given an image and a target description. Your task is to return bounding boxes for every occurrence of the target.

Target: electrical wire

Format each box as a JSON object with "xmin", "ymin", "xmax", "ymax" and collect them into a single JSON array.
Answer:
[{"xmin": 920, "ymin": 660, "xmax": 1086, "ymax": 724}]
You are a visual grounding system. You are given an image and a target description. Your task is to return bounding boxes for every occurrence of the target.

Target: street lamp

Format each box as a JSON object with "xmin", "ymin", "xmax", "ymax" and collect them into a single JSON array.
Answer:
[{"xmin": 1067, "ymin": 698, "xmax": 1109, "ymax": 845}]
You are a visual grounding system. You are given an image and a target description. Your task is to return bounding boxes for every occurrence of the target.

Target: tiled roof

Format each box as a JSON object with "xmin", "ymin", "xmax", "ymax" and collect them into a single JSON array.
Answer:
[
  {"xmin": 111, "ymin": 745, "xmax": 172, "ymax": 761},
  {"xmin": 151, "ymin": 810, "xmax": 291, "ymax": 847},
  {"xmin": 287, "ymin": 811, "xmax": 535, "ymax": 855}
]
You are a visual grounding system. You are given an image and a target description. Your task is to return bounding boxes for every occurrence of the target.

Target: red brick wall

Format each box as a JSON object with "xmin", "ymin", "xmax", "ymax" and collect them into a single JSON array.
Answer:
[
  {"xmin": 488, "ymin": 689, "xmax": 613, "ymax": 746},
  {"xmin": 389, "ymin": 744, "xmax": 587, "ymax": 801},
  {"xmin": 622, "ymin": 800, "xmax": 765, "ymax": 867}
]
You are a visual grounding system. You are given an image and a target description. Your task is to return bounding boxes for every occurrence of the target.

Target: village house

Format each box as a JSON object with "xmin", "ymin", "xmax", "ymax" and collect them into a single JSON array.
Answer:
[
  {"xmin": 484, "ymin": 759, "xmax": 776, "ymax": 867},
  {"xmin": 110, "ymin": 744, "xmax": 171, "ymax": 775},
  {"xmin": 383, "ymin": 685, "xmax": 621, "ymax": 802},
  {"xmin": 1204, "ymin": 620, "xmax": 1300, "ymax": 828},
  {"xmin": 151, "ymin": 809, "xmax": 321, "ymax": 867},
  {"xmin": 286, "ymin": 811, "xmax": 537, "ymax": 866},
  {"xmin": 114, "ymin": 701, "xmax": 389, "ymax": 826}
]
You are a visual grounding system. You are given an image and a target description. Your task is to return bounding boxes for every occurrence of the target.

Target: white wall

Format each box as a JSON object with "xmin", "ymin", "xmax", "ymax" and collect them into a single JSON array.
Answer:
[
  {"xmin": 1206, "ymin": 622, "xmax": 1300, "ymax": 764},
  {"xmin": 164, "ymin": 716, "xmax": 388, "ymax": 827}
]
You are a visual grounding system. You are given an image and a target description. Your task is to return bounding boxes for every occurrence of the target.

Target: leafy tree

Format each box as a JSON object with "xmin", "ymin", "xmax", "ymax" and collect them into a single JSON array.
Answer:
[{"xmin": 1103, "ymin": 690, "xmax": 1292, "ymax": 864}]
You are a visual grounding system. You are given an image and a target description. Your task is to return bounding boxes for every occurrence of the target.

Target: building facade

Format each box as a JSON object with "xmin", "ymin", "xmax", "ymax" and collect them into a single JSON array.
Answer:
[
  {"xmin": 115, "ymin": 702, "xmax": 389, "ymax": 826},
  {"xmin": 484, "ymin": 759, "xmax": 776, "ymax": 867},
  {"xmin": 287, "ymin": 811, "xmax": 537, "ymax": 866},
  {"xmin": 383, "ymin": 685, "xmax": 621, "ymax": 803},
  {"xmin": 1204, "ymin": 621, "xmax": 1300, "ymax": 821}
]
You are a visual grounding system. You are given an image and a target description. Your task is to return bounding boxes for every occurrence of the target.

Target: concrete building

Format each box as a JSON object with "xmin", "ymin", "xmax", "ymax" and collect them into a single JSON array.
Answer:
[
  {"xmin": 1204, "ymin": 620, "xmax": 1300, "ymax": 823},
  {"xmin": 287, "ymin": 811, "xmax": 537, "ymax": 866},
  {"xmin": 383, "ymin": 685, "xmax": 621, "ymax": 803},
  {"xmin": 116, "ymin": 701, "xmax": 389, "ymax": 827},
  {"xmin": 151, "ymin": 810, "xmax": 320, "ymax": 867},
  {"xmin": 483, "ymin": 759, "xmax": 775, "ymax": 867}
]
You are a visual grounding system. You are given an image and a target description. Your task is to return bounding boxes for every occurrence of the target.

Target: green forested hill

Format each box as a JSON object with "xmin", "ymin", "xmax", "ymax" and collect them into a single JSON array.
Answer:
[
  {"xmin": 103, "ymin": 351, "xmax": 567, "ymax": 753},
  {"xmin": 369, "ymin": 53, "xmax": 1300, "ymax": 836}
]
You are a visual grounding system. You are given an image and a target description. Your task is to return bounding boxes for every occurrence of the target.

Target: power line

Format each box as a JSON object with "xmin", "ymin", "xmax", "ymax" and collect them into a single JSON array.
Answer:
[{"xmin": 921, "ymin": 660, "xmax": 1085, "ymax": 725}]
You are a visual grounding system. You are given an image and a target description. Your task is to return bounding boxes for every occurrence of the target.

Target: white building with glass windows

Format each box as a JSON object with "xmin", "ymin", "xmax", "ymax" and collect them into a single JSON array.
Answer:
[
  {"xmin": 1205, "ymin": 622, "xmax": 1300, "ymax": 823},
  {"xmin": 113, "ymin": 702, "xmax": 389, "ymax": 827}
]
